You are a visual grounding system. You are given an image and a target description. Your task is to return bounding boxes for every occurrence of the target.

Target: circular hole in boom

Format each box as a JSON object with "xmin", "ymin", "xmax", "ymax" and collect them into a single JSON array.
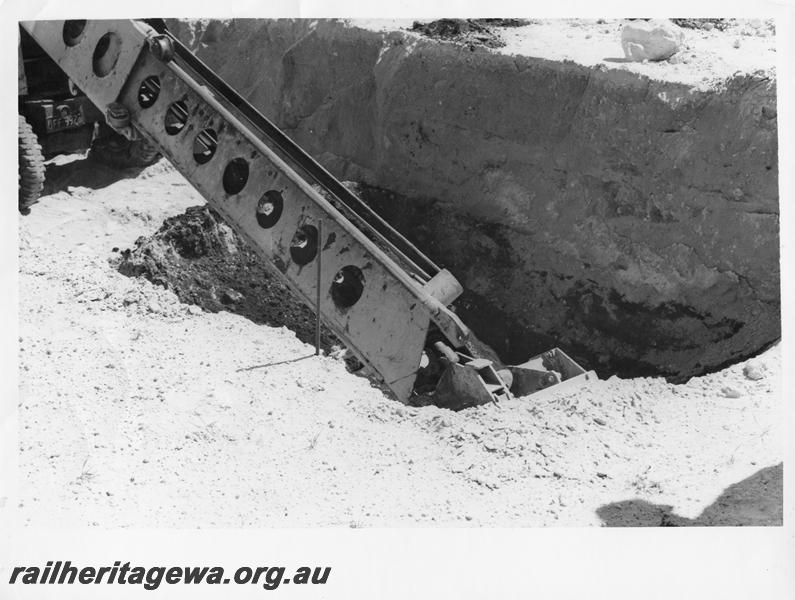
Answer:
[
  {"xmin": 256, "ymin": 191, "xmax": 284, "ymax": 229},
  {"xmin": 164, "ymin": 100, "xmax": 188, "ymax": 135},
  {"xmin": 222, "ymin": 158, "xmax": 249, "ymax": 195},
  {"xmin": 92, "ymin": 32, "xmax": 122, "ymax": 77},
  {"xmin": 192, "ymin": 128, "xmax": 218, "ymax": 164},
  {"xmin": 62, "ymin": 20, "xmax": 87, "ymax": 46},
  {"xmin": 289, "ymin": 225, "xmax": 319, "ymax": 266},
  {"xmin": 331, "ymin": 266, "xmax": 365, "ymax": 309},
  {"xmin": 137, "ymin": 76, "xmax": 161, "ymax": 109}
]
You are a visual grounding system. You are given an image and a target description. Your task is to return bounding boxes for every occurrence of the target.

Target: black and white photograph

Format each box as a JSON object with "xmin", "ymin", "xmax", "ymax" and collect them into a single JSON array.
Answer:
[{"xmin": 3, "ymin": 2, "xmax": 793, "ymax": 598}]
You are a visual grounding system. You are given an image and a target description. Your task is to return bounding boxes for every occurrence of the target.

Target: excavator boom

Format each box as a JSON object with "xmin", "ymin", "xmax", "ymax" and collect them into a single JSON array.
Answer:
[{"xmin": 21, "ymin": 19, "xmax": 595, "ymax": 409}]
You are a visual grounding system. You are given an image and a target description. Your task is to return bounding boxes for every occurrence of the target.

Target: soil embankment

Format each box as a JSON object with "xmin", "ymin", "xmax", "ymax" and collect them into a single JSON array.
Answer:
[{"xmin": 158, "ymin": 18, "xmax": 779, "ymax": 380}]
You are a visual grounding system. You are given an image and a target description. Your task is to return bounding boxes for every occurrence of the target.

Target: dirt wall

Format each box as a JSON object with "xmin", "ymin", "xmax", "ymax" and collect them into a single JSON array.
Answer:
[{"xmin": 164, "ymin": 19, "xmax": 780, "ymax": 379}]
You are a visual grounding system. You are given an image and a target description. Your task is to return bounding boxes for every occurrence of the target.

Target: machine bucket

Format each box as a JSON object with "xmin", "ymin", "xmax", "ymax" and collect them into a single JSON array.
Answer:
[
  {"xmin": 427, "ymin": 347, "xmax": 595, "ymax": 410},
  {"xmin": 507, "ymin": 347, "xmax": 596, "ymax": 398}
]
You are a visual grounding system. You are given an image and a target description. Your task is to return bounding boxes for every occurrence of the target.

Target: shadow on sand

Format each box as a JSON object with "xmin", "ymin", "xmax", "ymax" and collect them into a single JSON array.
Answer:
[
  {"xmin": 42, "ymin": 155, "xmax": 147, "ymax": 196},
  {"xmin": 596, "ymin": 463, "xmax": 783, "ymax": 527}
]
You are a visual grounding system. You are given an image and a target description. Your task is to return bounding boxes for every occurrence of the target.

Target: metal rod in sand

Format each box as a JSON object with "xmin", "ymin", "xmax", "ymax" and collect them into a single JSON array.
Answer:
[{"xmin": 315, "ymin": 219, "xmax": 323, "ymax": 356}]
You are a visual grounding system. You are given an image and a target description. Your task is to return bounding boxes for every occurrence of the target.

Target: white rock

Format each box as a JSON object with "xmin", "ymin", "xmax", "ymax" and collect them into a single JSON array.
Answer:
[
  {"xmin": 621, "ymin": 19, "xmax": 684, "ymax": 62},
  {"xmin": 721, "ymin": 386, "xmax": 742, "ymax": 399},
  {"xmin": 743, "ymin": 362, "xmax": 765, "ymax": 381}
]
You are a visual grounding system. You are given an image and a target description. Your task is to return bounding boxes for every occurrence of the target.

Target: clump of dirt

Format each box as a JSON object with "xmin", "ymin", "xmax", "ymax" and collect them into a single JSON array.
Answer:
[
  {"xmin": 116, "ymin": 205, "xmax": 341, "ymax": 352},
  {"xmin": 670, "ymin": 18, "xmax": 732, "ymax": 31},
  {"xmin": 410, "ymin": 19, "xmax": 530, "ymax": 49}
]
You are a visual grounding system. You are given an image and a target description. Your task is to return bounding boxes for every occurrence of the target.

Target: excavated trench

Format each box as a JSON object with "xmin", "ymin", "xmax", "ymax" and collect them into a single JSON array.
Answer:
[{"xmin": 122, "ymin": 19, "xmax": 780, "ymax": 381}]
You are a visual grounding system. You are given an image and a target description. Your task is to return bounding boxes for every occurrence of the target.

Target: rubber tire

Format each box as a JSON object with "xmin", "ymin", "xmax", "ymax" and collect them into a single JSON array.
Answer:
[
  {"xmin": 89, "ymin": 128, "xmax": 160, "ymax": 169},
  {"xmin": 18, "ymin": 115, "xmax": 45, "ymax": 214}
]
